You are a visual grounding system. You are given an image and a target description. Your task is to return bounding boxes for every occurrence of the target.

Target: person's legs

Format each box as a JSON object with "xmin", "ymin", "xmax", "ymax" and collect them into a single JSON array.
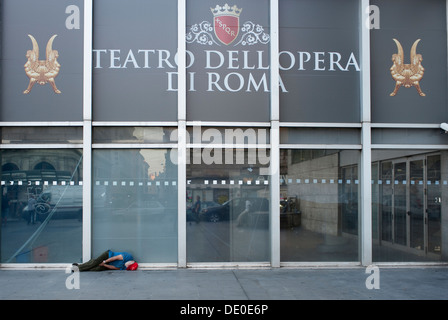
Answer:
[
  {"xmin": 87, "ymin": 264, "xmax": 109, "ymax": 272},
  {"xmin": 236, "ymin": 209, "xmax": 248, "ymax": 227},
  {"xmin": 77, "ymin": 250, "xmax": 109, "ymax": 271}
]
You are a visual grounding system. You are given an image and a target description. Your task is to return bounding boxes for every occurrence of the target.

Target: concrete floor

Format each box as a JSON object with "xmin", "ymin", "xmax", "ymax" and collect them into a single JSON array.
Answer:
[{"xmin": 1, "ymin": 266, "xmax": 447, "ymax": 300}]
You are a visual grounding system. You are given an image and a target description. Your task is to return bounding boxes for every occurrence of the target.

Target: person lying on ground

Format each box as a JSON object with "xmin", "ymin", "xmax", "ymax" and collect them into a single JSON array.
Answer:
[{"xmin": 73, "ymin": 250, "xmax": 138, "ymax": 271}]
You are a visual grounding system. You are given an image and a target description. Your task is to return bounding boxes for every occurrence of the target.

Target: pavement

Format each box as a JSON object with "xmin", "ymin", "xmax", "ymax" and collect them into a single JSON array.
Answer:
[{"xmin": 1, "ymin": 265, "xmax": 448, "ymax": 301}]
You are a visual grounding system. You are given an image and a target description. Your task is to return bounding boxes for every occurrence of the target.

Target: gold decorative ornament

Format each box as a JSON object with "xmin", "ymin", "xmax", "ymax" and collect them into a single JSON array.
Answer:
[
  {"xmin": 390, "ymin": 38, "xmax": 425, "ymax": 97},
  {"xmin": 23, "ymin": 34, "xmax": 61, "ymax": 94}
]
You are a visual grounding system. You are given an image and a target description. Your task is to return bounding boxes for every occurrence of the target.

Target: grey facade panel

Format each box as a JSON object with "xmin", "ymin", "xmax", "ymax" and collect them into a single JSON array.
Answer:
[
  {"xmin": 279, "ymin": 0, "xmax": 361, "ymax": 123},
  {"xmin": 92, "ymin": 0, "xmax": 178, "ymax": 122},
  {"xmin": 370, "ymin": 0, "xmax": 448, "ymax": 124},
  {"xmin": 186, "ymin": 0, "xmax": 270, "ymax": 122},
  {"xmin": 1, "ymin": 0, "xmax": 84, "ymax": 121}
]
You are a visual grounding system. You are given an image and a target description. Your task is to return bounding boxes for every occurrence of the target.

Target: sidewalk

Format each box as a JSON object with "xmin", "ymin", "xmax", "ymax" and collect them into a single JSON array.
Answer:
[{"xmin": 1, "ymin": 266, "xmax": 448, "ymax": 300}]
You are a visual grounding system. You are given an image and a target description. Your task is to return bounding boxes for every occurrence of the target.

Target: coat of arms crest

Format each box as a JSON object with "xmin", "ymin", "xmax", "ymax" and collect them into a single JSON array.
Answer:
[{"xmin": 211, "ymin": 4, "xmax": 242, "ymax": 45}]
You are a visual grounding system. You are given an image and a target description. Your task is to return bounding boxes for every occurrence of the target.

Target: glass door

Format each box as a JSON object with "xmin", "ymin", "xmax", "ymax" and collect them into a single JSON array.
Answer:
[
  {"xmin": 409, "ymin": 155, "xmax": 442, "ymax": 255},
  {"xmin": 427, "ymin": 155, "xmax": 442, "ymax": 254},
  {"xmin": 378, "ymin": 154, "xmax": 442, "ymax": 258},
  {"xmin": 393, "ymin": 161, "xmax": 407, "ymax": 246},
  {"xmin": 409, "ymin": 159, "xmax": 424, "ymax": 250},
  {"xmin": 380, "ymin": 161, "xmax": 392, "ymax": 242}
]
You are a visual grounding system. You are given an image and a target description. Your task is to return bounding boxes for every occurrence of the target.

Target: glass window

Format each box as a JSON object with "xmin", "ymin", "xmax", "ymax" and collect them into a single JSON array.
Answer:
[
  {"xmin": 1, "ymin": 149, "xmax": 83, "ymax": 263},
  {"xmin": 280, "ymin": 128, "xmax": 360, "ymax": 145},
  {"xmin": 93, "ymin": 127, "xmax": 177, "ymax": 144},
  {"xmin": 280, "ymin": 149, "xmax": 360, "ymax": 262},
  {"xmin": 187, "ymin": 127, "xmax": 270, "ymax": 144},
  {"xmin": 372, "ymin": 150, "xmax": 446, "ymax": 262},
  {"xmin": 372, "ymin": 129, "xmax": 447, "ymax": 145},
  {"xmin": 187, "ymin": 148, "xmax": 270, "ymax": 263},
  {"xmin": 1, "ymin": 127, "xmax": 82, "ymax": 144},
  {"xmin": 92, "ymin": 149, "xmax": 178, "ymax": 263}
]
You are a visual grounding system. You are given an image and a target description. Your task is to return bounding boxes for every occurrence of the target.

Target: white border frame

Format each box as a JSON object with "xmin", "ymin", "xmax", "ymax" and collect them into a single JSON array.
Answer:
[{"xmin": 1, "ymin": 0, "xmax": 448, "ymax": 270}]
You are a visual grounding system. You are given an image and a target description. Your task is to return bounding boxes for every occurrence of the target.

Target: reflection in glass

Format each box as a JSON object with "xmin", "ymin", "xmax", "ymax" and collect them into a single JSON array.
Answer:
[
  {"xmin": 1, "ymin": 127, "xmax": 83, "ymax": 144},
  {"xmin": 0, "ymin": 149, "xmax": 83, "ymax": 263},
  {"xmin": 280, "ymin": 149, "xmax": 359, "ymax": 262},
  {"xmin": 394, "ymin": 162, "xmax": 407, "ymax": 246},
  {"xmin": 427, "ymin": 155, "xmax": 441, "ymax": 255},
  {"xmin": 187, "ymin": 149, "xmax": 270, "ymax": 263},
  {"xmin": 380, "ymin": 161, "xmax": 392, "ymax": 243},
  {"xmin": 92, "ymin": 149, "xmax": 178, "ymax": 263},
  {"xmin": 93, "ymin": 127, "xmax": 177, "ymax": 144},
  {"xmin": 410, "ymin": 160, "xmax": 424, "ymax": 250}
]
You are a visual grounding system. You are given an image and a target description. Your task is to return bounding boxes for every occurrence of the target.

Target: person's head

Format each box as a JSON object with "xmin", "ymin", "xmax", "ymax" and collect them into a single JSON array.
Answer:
[{"xmin": 125, "ymin": 260, "xmax": 138, "ymax": 271}]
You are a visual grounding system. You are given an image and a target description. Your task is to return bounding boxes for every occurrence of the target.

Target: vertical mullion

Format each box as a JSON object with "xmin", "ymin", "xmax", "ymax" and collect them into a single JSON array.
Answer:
[
  {"xmin": 82, "ymin": 0, "xmax": 93, "ymax": 263},
  {"xmin": 177, "ymin": 0, "xmax": 187, "ymax": 268},
  {"xmin": 360, "ymin": 0, "xmax": 372, "ymax": 266},
  {"xmin": 270, "ymin": 0, "xmax": 280, "ymax": 268}
]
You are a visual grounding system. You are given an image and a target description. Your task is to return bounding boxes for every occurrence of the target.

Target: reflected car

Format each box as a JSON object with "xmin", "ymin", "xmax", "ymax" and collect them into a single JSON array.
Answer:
[
  {"xmin": 186, "ymin": 200, "xmax": 220, "ymax": 221},
  {"xmin": 22, "ymin": 186, "xmax": 83, "ymax": 222},
  {"xmin": 201, "ymin": 197, "xmax": 269, "ymax": 223},
  {"xmin": 114, "ymin": 200, "xmax": 165, "ymax": 218}
]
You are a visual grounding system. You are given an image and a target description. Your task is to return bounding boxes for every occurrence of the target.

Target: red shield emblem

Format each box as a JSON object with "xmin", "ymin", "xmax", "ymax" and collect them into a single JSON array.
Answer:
[
  {"xmin": 213, "ymin": 14, "xmax": 239, "ymax": 45},
  {"xmin": 211, "ymin": 4, "xmax": 242, "ymax": 45}
]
